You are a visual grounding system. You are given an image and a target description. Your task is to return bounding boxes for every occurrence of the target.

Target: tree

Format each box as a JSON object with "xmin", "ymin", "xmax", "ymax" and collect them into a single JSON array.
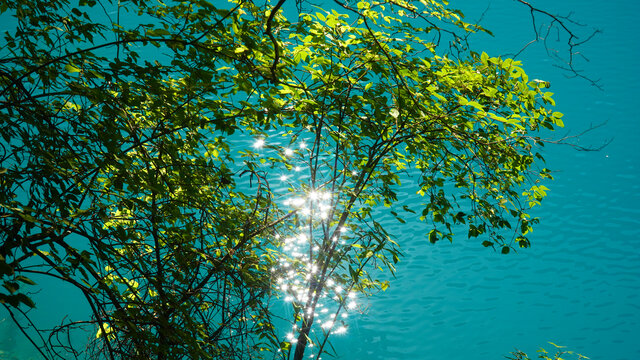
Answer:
[{"xmin": 0, "ymin": 0, "xmax": 577, "ymax": 359}]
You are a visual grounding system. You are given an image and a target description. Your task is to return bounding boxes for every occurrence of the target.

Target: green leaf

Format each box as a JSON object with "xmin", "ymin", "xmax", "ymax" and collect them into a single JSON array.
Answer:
[
  {"xmin": 0, "ymin": 255, "xmax": 13, "ymax": 276},
  {"xmin": 402, "ymin": 205, "xmax": 415, "ymax": 214},
  {"xmin": 146, "ymin": 28, "xmax": 171, "ymax": 36},
  {"xmin": 325, "ymin": 15, "xmax": 338, "ymax": 28},
  {"xmin": 15, "ymin": 276, "xmax": 36, "ymax": 285},
  {"xmin": 2, "ymin": 281, "xmax": 19, "ymax": 294},
  {"xmin": 552, "ymin": 112, "xmax": 565, "ymax": 127},
  {"xmin": 16, "ymin": 293, "xmax": 36, "ymax": 308},
  {"xmin": 64, "ymin": 64, "xmax": 81, "ymax": 73},
  {"xmin": 480, "ymin": 51, "xmax": 489, "ymax": 65},
  {"xmin": 428, "ymin": 230, "xmax": 439, "ymax": 244}
]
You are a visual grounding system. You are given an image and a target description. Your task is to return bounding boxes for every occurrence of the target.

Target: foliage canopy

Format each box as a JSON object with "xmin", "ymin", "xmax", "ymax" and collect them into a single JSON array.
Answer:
[{"xmin": 0, "ymin": 0, "xmax": 565, "ymax": 359}]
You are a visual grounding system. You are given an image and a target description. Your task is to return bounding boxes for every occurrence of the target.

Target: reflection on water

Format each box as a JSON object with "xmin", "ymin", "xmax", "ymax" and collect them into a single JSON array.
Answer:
[{"xmin": 2, "ymin": 0, "xmax": 639, "ymax": 359}]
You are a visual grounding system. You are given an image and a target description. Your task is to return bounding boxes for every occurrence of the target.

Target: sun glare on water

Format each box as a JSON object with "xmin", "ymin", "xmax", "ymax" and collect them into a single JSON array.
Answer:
[{"xmin": 250, "ymin": 134, "xmax": 361, "ymax": 351}]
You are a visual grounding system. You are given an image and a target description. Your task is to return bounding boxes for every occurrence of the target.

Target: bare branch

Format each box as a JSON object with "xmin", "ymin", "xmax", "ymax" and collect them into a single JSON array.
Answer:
[
  {"xmin": 541, "ymin": 121, "xmax": 613, "ymax": 151},
  {"xmin": 512, "ymin": 0, "xmax": 602, "ymax": 89}
]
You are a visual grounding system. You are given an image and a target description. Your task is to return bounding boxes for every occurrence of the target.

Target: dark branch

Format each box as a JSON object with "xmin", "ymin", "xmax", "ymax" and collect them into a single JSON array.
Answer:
[
  {"xmin": 265, "ymin": 0, "xmax": 288, "ymax": 84},
  {"xmin": 513, "ymin": 0, "xmax": 602, "ymax": 89},
  {"xmin": 542, "ymin": 121, "xmax": 613, "ymax": 151}
]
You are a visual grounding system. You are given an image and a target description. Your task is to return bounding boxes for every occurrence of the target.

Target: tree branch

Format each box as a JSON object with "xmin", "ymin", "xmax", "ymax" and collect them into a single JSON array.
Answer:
[
  {"xmin": 513, "ymin": 0, "xmax": 602, "ymax": 89},
  {"xmin": 265, "ymin": 0, "xmax": 288, "ymax": 84}
]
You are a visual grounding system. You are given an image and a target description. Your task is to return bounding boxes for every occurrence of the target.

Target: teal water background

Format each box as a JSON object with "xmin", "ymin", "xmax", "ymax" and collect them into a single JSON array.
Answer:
[
  {"xmin": 330, "ymin": 1, "xmax": 640, "ymax": 359},
  {"xmin": 1, "ymin": 1, "xmax": 639, "ymax": 359}
]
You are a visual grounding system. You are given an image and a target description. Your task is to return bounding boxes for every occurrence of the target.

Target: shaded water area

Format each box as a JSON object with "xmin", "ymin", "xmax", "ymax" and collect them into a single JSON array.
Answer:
[{"xmin": 1, "ymin": 0, "xmax": 639, "ymax": 359}]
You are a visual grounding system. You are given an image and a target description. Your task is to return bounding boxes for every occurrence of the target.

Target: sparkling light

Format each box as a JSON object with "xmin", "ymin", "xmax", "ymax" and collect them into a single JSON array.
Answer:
[
  {"xmin": 252, "ymin": 138, "xmax": 265, "ymax": 149},
  {"xmin": 253, "ymin": 133, "xmax": 364, "ymax": 351},
  {"xmin": 287, "ymin": 197, "xmax": 305, "ymax": 208},
  {"xmin": 334, "ymin": 325, "xmax": 348, "ymax": 334},
  {"xmin": 287, "ymin": 333, "xmax": 298, "ymax": 344}
]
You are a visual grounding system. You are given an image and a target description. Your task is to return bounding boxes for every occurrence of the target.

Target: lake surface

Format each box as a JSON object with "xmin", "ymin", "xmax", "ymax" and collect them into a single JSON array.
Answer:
[
  {"xmin": 331, "ymin": 1, "xmax": 640, "ymax": 359},
  {"xmin": 1, "ymin": 1, "xmax": 638, "ymax": 359}
]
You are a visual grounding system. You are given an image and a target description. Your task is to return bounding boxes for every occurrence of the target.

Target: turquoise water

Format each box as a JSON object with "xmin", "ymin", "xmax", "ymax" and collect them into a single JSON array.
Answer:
[
  {"xmin": 2, "ymin": 1, "xmax": 639, "ymax": 359},
  {"xmin": 330, "ymin": 1, "xmax": 640, "ymax": 359}
]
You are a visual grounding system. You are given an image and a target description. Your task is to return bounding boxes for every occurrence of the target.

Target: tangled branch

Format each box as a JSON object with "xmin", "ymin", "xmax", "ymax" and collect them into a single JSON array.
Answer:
[{"xmin": 513, "ymin": 0, "xmax": 602, "ymax": 89}]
